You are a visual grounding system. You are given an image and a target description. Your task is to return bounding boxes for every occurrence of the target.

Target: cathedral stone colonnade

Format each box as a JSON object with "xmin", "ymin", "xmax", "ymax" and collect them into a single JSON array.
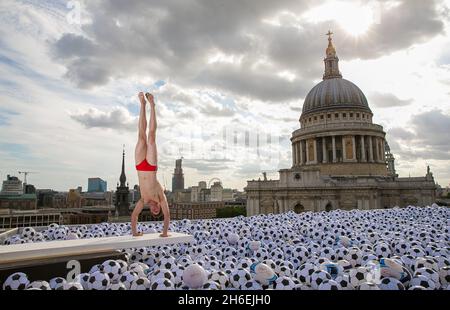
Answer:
[
  {"xmin": 245, "ymin": 32, "xmax": 436, "ymax": 216},
  {"xmin": 292, "ymin": 134, "xmax": 386, "ymax": 167}
]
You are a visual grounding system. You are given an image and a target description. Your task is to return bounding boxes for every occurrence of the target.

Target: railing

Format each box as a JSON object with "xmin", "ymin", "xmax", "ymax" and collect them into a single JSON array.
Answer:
[
  {"xmin": 292, "ymin": 122, "xmax": 384, "ymax": 137},
  {"xmin": 245, "ymin": 180, "xmax": 279, "ymax": 189}
]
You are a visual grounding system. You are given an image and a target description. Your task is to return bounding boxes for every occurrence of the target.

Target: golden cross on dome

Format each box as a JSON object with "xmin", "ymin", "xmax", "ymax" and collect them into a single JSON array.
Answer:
[{"xmin": 326, "ymin": 30, "xmax": 334, "ymax": 40}]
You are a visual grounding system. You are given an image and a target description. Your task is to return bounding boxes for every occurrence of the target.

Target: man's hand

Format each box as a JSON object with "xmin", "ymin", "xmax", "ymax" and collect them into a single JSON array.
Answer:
[{"xmin": 138, "ymin": 92, "xmax": 146, "ymax": 105}]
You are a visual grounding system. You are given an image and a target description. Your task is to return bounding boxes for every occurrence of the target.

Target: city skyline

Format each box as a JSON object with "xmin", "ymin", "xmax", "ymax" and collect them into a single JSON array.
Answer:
[
  {"xmin": 0, "ymin": 157, "xmax": 241, "ymax": 193},
  {"xmin": 1, "ymin": 0, "xmax": 450, "ymax": 191}
]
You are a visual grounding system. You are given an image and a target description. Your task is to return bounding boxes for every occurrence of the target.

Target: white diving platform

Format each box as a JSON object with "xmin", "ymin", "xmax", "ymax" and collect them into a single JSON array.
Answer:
[{"xmin": 0, "ymin": 232, "xmax": 193, "ymax": 264}]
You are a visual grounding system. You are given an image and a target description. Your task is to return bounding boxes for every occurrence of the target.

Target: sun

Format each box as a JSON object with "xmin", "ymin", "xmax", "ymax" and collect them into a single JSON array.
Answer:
[
  {"xmin": 303, "ymin": 1, "xmax": 375, "ymax": 37},
  {"xmin": 336, "ymin": 4, "xmax": 374, "ymax": 36}
]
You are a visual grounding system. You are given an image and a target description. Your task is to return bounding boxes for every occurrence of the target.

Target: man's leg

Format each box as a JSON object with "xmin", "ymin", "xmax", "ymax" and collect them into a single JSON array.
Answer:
[
  {"xmin": 135, "ymin": 93, "xmax": 147, "ymax": 164},
  {"xmin": 146, "ymin": 94, "xmax": 158, "ymax": 165}
]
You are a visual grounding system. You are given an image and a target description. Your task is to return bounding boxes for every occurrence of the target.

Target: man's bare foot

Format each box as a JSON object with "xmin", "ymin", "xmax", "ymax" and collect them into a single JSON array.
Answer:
[
  {"xmin": 159, "ymin": 233, "xmax": 170, "ymax": 238},
  {"xmin": 132, "ymin": 232, "xmax": 144, "ymax": 237},
  {"xmin": 145, "ymin": 93, "xmax": 154, "ymax": 106},
  {"xmin": 138, "ymin": 92, "xmax": 146, "ymax": 105}
]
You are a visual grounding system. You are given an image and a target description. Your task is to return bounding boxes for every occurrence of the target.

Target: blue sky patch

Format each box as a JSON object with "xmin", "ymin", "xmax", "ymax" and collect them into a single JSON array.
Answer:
[
  {"xmin": 0, "ymin": 142, "xmax": 33, "ymax": 160},
  {"xmin": 0, "ymin": 107, "xmax": 19, "ymax": 126},
  {"xmin": 126, "ymin": 103, "xmax": 140, "ymax": 116},
  {"xmin": 154, "ymin": 80, "xmax": 166, "ymax": 88}
]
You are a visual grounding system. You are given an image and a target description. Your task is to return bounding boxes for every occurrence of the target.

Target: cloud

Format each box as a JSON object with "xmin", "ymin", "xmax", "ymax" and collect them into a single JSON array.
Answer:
[
  {"xmin": 194, "ymin": 62, "xmax": 311, "ymax": 102},
  {"xmin": 150, "ymin": 82, "xmax": 237, "ymax": 118},
  {"xmin": 340, "ymin": 0, "xmax": 445, "ymax": 59},
  {"xmin": 200, "ymin": 103, "xmax": 235, "ymax": 117},
  {"xmin": 51, "ymin": 0, "xmax": 445, "ymax": 102},
  {"xmin": 369, "ymin": 92, "xmax": 413, "ymax": 108},
  {"xmin": 236, "ymin": 162, "xmax": 266, "ymax": 178},
  {"xmin": 64, "ymin": 59, "xmax": 112, "ymax": 89},
  {"xmin": 70, "ymin": 106, "xmax": 137, "ymax": 131},
  {"xmin": 0, "ymin": 142, "xmax": 34, "ymax": 161},
  {"xmin": 410, "ymin": 109, "xmax": 450, "ymax": 148},
  {"xmin": 388, "ymin": 109, "xmax": 450, "ymax": 161},
  {"xmin": 53, "ymin": 33, "xmax": 98, "ymax": 60},
  {"xmin": 183, "ymin": 158, "xmax": 231, "ymax": 173},
  {"xmin": 388, "ymin": 128, "xmax": 415, "ymax": 140},
  {"xmin": 0, "ymin": 107, "xmax": 19, "ymax": 126},
  {"xmin": 290, "ymin": 104, "xmax": 303, "ymax": 113},
  {"xmin": 1, "ymin": 0, "xmax": 449, "ymax": 190}
]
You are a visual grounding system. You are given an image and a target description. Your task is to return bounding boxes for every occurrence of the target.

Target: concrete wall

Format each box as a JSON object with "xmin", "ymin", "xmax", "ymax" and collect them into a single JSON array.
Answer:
[{"xmin": 246, "ymin": 180, "xmax": 435, "ymax": 216}]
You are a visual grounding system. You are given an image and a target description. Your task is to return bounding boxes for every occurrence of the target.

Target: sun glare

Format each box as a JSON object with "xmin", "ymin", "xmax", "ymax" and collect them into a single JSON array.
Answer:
[
  {"xmin": 303, "ymin": 1, "xmax": 375, "ymax": 37},
  {"xmin": 277, "ymin": 70, "xmax": 297, "ymax": 82},
  {"xmin": 207, "ymin": 52, "xmax": 242, "ymax": 65}
]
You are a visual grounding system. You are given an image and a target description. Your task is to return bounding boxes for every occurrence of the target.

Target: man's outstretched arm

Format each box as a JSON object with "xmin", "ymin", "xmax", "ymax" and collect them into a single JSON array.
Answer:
[{"xmin": 159, "ymin": 192, "xmax": 170, "ymax": 237}]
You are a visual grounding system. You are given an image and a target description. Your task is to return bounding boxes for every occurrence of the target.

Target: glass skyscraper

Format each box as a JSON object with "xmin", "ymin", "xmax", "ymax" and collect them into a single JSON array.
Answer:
[{"xmin": 88, "ymin": 177, "xmax": 107, "ymax": 192}]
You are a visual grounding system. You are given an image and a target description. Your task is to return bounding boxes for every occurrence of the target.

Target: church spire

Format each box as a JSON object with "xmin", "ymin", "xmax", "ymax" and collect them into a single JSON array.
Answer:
[
  {"xmin": 323, "ymin": 30, "xmax": 342, "ymax": 80},
  {"xmin": 116, "ymin": 144, "xmax": 130, "ymax": 216},
  {"xmin": 119, "ymin": 145, "xmax": 126, "ymax": 187}
]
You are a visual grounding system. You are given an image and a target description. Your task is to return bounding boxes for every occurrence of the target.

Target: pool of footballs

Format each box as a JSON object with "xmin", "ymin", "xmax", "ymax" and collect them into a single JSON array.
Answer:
[{"xmin": 1, "ymin": 205, "xmax": 450, "ymax": 290}]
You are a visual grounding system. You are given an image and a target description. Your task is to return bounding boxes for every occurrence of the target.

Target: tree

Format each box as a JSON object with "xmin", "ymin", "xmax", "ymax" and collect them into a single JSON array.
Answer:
[{"xmin": 216, "ymin": 206, "xmax": 246, "ymax": 218}]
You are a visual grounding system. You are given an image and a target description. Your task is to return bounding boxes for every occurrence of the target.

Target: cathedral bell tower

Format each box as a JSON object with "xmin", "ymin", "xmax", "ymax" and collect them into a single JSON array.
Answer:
[{"xmin": 385, "ymin": 141, "xmax": 397, "ymax": 178}]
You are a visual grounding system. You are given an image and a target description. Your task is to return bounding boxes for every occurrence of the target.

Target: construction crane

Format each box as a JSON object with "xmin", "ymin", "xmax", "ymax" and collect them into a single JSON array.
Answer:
[{"xmin": 18, "ymin": 171, "xmax": 38, "ymax": 184}]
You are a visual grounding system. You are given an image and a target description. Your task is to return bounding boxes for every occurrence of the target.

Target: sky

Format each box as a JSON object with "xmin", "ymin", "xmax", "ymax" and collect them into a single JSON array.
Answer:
[{"xmin": 0, "ymin": 0, "xmax": 449, "ymax": 192}]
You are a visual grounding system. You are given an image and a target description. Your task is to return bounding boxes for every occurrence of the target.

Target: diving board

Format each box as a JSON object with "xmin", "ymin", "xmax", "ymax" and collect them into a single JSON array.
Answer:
[{"xmin": 0, "ymin": 232, "xmax": 193, "ymax": 264}]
